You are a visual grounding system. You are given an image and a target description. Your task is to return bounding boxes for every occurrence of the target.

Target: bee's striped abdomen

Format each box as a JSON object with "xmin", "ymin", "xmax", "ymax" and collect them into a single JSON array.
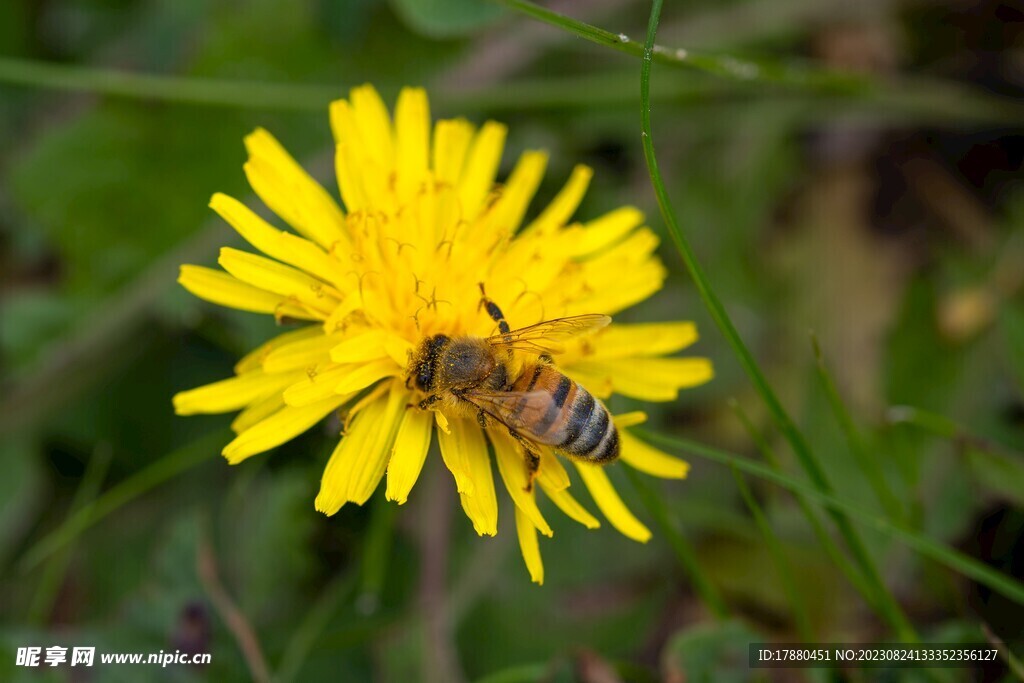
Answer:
[
  {"xmin": 512, "ymin": 365, "xmax": 619, "ymax": 463},
  {"xmin": 557, "ymin": 382, "xmax": 618, "ymax": 463}
]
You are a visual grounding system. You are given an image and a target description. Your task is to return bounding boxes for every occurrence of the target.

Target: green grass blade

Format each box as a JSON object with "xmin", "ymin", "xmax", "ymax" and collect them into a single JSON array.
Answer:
[
  {"xmin": 812, "ymin": 335, "xmax": 904, "ymax": 523},
  {"xmin": 19, "ymin": 430, "xmax": 227, "ymax": 571},
  {"xmin": 2, "ymin": 55, "xmax": 1020, "ymax": 124},
  {"xmin": 494, "ymin": 0, "xmax": 860, "ymax": 90},
  {"xmin": 495, "ymin": 0, "xmax": 1024, "ymax": 124},
  {"xmin": 886, "ymin": 405, "xmax": 960, "ymax": 439},
  {"xmin": 26, "ymin": 444, "xmax": 112, "ymax": 624},
  {"xmin": 0, "ymin": 56, "xmax": 336, "ymax": 110},
  {"xmin": 729, "ymin": 465, "xmax": 814, "ymax": 642},
  {"xmin": 625, "ymin": 470, "xmax": 729, "ymax": 619},
  {"xmin": 635, "ymin": 428, "xmax": 1024, "ymax": 608},
  {"xmin": 729, "ymin": 400, "xmax": 873, "ymax": 602},
  {"xmin": 637, "ymin": 0, "xmax": 914, "ymax": 641}
]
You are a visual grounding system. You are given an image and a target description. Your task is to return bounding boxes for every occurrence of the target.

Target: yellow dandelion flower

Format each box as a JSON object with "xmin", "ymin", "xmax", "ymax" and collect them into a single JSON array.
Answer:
[{"xmin": 173, "ymin": 84, "xmax": 713, "ymax": 584}]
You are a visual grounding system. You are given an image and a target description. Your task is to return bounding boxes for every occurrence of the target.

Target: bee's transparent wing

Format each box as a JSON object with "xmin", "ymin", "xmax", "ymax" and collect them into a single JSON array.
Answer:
[
  {"xmin": 485, "ymin": 314, "xmax": 611, "ymax": 356},
  {"xmin": 460, "ymin": 389, "xmax": 559, "ymax": 446}
]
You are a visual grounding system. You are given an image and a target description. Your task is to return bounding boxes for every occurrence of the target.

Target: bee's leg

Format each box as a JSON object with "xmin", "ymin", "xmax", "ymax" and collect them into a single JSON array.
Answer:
[
  {"xmin": 523, "ymin": 448, "xmax": 541, "ymax": 493},
  {"xmin": 418, "ymin": 394, "xmax": 441, "ymax": 410},
  {"xmin": 504, "ymin": 427, "xmax": 541, "ymax": 492},
  {"xmin": 476, "ymin": 410, "xmax": 488, "ymax": 429},
  {"xmin": 538, "ymin": 353, "xmax": 553, "ymax": 365},
  {"xmin": 477, "ymin": 283, "xmax": 512, "ymax": 340}
]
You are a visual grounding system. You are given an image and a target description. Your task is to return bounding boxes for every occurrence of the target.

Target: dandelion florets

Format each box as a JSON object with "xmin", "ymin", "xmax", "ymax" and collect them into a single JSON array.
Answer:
[{"xmin": 173, "ymin": 84, "xmax": 713, "ymax": 583}]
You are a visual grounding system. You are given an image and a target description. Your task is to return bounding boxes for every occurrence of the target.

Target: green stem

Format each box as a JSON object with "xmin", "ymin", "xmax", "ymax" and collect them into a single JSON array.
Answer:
[
  {"xmin": 729, "ymin": 465, "xmax": 814, "ymax": 642},
  {"xmin": 637, "ymin": 0, "xmax": 915, "ymax": 641},
  {"xmin": 625, "ymin": 470, "xmax": 729, "ymax": 619},
  {"xmin": 812, "ymin": 335, "xmax": 904, "ymax": 523},
  {"xmin": 635, "ymin": 428, "xmax": 1024, "ymax": 609},
  {"xmin": 19, "ymin": 430, "xmax": 226, "ymax": 571}
]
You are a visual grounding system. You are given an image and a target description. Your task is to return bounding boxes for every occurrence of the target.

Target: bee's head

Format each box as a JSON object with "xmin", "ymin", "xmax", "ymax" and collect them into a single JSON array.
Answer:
[{"xmin": 409, "ymin": 334, "xmax": 449, "ymax": 392}]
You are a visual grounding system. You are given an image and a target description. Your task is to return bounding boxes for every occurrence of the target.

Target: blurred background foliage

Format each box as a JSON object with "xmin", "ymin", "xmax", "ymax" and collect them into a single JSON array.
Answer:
[{"xmin": 1, "ymin": 0, "xmax": 1023, "ymax": 681}]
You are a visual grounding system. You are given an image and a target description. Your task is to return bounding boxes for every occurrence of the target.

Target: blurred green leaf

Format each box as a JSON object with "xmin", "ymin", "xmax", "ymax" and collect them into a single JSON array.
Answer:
[
  {"xmin": 221, "ymin": 469, "xmax": 316, "ymax": 626},
  {"xmin": 1000, "ymin": 303, "xmax": 1024, "ymax": 395},
  {"xmin": 965, "ymin": 447, "xmax": 1024, "ymax": 509},
  {"xmin": 0, "ymin": 291, "xmax": 75, "ymax": 370},
  {"xmin": 390, "ymin": 0, "xmax": 504, "ymax": 37},
  {"xmin": 9, "ymin": 105, "xmax": 247, "ymax": 298},
  {"xmin": 0, "ymin": 438, "xmax": 44, "ymax": 570},
  {"xmin": 661, "ymin": 619, "xmax": 761, "ymax": 683}
]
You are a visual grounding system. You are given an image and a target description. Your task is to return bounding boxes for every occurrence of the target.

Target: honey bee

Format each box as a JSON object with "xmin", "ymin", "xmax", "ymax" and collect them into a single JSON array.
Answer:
[{"xmin": 408, "ymin": 286, "xmax": 617, "ymax": 485}]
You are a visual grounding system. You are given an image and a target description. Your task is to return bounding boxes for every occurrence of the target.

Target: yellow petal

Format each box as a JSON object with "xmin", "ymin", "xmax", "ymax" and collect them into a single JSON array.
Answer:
[
  {"xmin": 492, "ymin": 432, "xmax": 552, "ymax": 537},
  {"xmin": 394, "ymin": 87, "xmax": 430, "ymax": 202},
  {"xmin": 458, "ymin": 121, "xmax": 507, "ymax": 222},
  {"xmin": 570, "ymin": 206, "xmax": 644, "ymax": 258},
  {"xmin": 573, "ymin": 260, "xmax": 666, "ymax": 316},
  {"xmin": 385, "ymin": 408, "xmax": 434, "ymax": 505},
  {"xmin": 315, "ymin": 389, "xmax": 406, "ymax": 514},
  {"xmin": 539, "ymin": 483, "xmax": 601, "ymax": 529},
  {"xmin": 235, "ymin": 325, "xmax": 323, "ymax": 374},
  {"xmin": 243, "ymin": 128, "xmax": 347, "ymax": 249},
  {"xmin": 349, "ymin": 84, "xmax": 394, "ymax": 172},
  {"xmin": 536, "ymin": 449, "xmax": 570, "ymax": 492},
  {"xmin": 334, "ymin": 358, "xmax": 401, "ymax": 394},
  {"xmin": 587, "ymin": 357, "xmax": 714, "ymax": 401},
  {"xmin": 274, "ymin": 231, "xmax": 351, "ymax": 290},
  {"xmin": 231, "ymin": 391, "xmax": 284, "ymax": 434},
  {"xmin": 283, "ymin": 366, "xmax": 352, "ymax": 407},
  {"xmin": 575, "ymin": 463, "xmax": 651, "ymax": 542},
  {"xmin": 434, "ymin": 411, "xmax": 451, "ymax": 434},
  {"xmin": 458, "ymin": 430, "xmax": 499, "ymax": 536},
  {"xmin": 173, "ymin": 370, "xmax": 297, "ymax": 415},
  {"xmin": 589, "ymin": 322, "xmax": 698, "ymax": 359},
  {"xmin": 515, "ymin": 506, "xmax": 544, "ymax": 585},
  {"xmin": 491, "ymin": 150, "xmax": 548, "ymax": 233},
  {"xmin": 524, "ymin": 164, "xmax": 592, "ymax": 233},
  {"xmin": 330, "ymin": 329, "xmax": 389, "ymax": 363},
  {"xmin": 561, "ymin": 366, "xmax": 614, "ymax": 399},
  {"xmin": 436, "ymin": 417, "xmax": 477, "ymax": 495},
  {"xmin": 178, "ymin": 265, "xmax": 315, "ymax": 319},
  {"xmin": 222, "ymin": 395, "xmax": 346, "ymax": 464},
  {"xmin": 436, "ymin": 420, "xmax": 499, "ymax": 536},
  {"xmin": 620, "ymin": 430, "xmax": 690, "ymax": 479},
  {"xmin": 333, "ymin": 140, "xmax": 368, "ymax": 213},
  {"xmin": 385, "ymin": 335, "xmax": 414, "ymax": 368},
  {"xmin": 263, "ymin": 332, "xmax": 345, "ymax": 373},
  {"xmin": 432, "ymin": 118, "xmax": 475, "ymax": 187},
  {"xmin": 612, "ymin": 411, "xmax": 648, "ymax": 429},
  {"xmin": 218, "ymin": 247, "xmax": 337, "ymax": 312},
  {"xmin": 208, "ymin": 193, "xmax": 346, "ymax": 289}
]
